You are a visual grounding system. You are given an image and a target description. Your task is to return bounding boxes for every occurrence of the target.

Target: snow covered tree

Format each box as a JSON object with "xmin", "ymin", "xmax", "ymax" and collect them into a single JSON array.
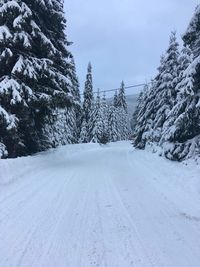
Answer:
[
  {"xmin": 131, "ymin": 84, "xmax": 149, "ymax": 131},
  {"xmin": 161, "ymin": 6, "xmax": 200, "ymax": 160},
  {"xmin": 80, "ymin": 62, "xmax": 94, "ymax": 143},
  {"xmin": 160, "ymin": 45, "xmax": 194, "ymax": 157},
  {"xmin": 79, "ymin": 118, "xmax": 88, "ymax": 143},
  {"xmin": 133, "ymin": 32, "xmax": 180, "ymax": 149},
  {"xmin": 117, "ymin": 81, "xmax": 128, "ymax": 112},
  {"xmin": 152, "ymin": 32, "xmax": 179, "ymax": 133},
  {"xmin": 0, "ymin": 0, "xmax": 40, "ymax": 157},
  {"xmin": 68, "ymin": 56, "xmax": 81, "ymax": 142},
  {"xmin": 101, "ymin": 92, "xmax": 109, "ymax": 135},
  {"xmin": 90, "ymin": 89, "xmax": 102, "ymax": 143},
  {"xmin": 175, "ymin": 45, "xmax": 194, "ymax": 93},
  {"xmin": 113, "ymin": 90, "xmax": 119, "ymax": 108},
  {"xmin": 0, "ymin": 139, "xmax": 7, "ymax": 158},
  {"xmin": 83, "ymin": 62, "xmax": 94, "ymax": 124},
  {"xmin": 183, "ymin": 5, "xmax": 200, "ymax": 58},
  {"xmin": 115, "ymin": 81, "xmax": 129, "ymax": 140},
  {"xmin": 132, "ymin": 81, "xmax": 157, "ymax": 149},
  {"xmin": 88, "ymin": 90, "xmax": 109, "ymax": 144},
  {"xmin": 108, "ymin": 104, "xmax": 119, "ymax": 142},
  {"xmin": 133, "ymin": 10, "xmax": 200, "ymax": 161},
  {"xmin": 0, "ymin": 0, "xmax": 78, "ymax": 157}
]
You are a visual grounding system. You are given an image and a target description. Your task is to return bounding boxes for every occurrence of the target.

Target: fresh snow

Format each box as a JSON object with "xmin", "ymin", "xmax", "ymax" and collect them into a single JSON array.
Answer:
[
  {"xmin": 0, "ymin": 25, "xmax": 12, "ymax": 41},
  {"xmin": 0, "ymin": 141, "xmax": 200, "ymax": 267}
]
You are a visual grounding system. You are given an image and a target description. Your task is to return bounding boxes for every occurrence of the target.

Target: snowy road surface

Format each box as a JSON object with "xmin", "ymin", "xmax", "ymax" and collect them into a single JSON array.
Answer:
[{"xmin": 0, "ymin": 142, "xmax": 200, "ymax": 267}]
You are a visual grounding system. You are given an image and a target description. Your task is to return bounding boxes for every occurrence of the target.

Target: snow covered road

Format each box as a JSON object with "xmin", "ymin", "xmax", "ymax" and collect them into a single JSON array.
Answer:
[{"xmin": 0, "ymin": 142, "xmax": 200, "ymax": 267}]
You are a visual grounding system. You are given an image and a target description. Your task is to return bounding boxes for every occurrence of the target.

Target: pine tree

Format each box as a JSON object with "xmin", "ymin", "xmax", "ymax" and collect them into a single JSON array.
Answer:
[
  {"xmin": 108, "ymin": 104, "xmax": 119, "ymax": 142},
  {"xmin": 87, "ymin": 89, "xmax": 108, "ymax": 144},
  {"xmin": 132, "ymin": 82, "xmax": 154, "ymax": 148},
  {"xmin": 80, "ymin": 62, "xmax": 94, "ymax": 143},
  {"xmin": 79, "ymin": 118, "xmax": 88, "ymax": 143},
  {"xmin": 161, "ymin": 45, "xmax": 194, "ymax": 158},
  {"xmin": 133, "ymin": 32, "xmax": 180, "ymax": 149},
  {"xmin": 0, "ymin": 0, "xmax": 78, "ymax": 157},
  {"xmin": 113, "ymin": 90, "xmax": 119, "ymax": 108},
  {"xmin": 153, "ymin": 32, "xmax": 179, "ymax": 133},
  {"xmin": 68, "ymin": 56, "xmax": 81, "ymax": 142},
  {"xmin": 0, "ymin": 0, "xmax": 40, "ymax": 157},
  {"xmin": 183, "ymin": 5, "xmax": 200, "ymax": 57},
  {"xmin": 115, "ymin": 81, "xmax": 129, "ymax": 140},
  {"xmin": 0, "ymin": 140, "xmax": 7, "ymax": 158},
  {"xmin": 101, "ymin": 92, "xmax": 109, "ymax": 136},
  {"xmin": 90, "ymin": 89, "xmax": 101, "ymax": 143},
  {"xmin": 161, "ymin": 6, "xmax": 200, "ymax": 160},
  {"xmin": 83, "ymin": 62, "xmax": 94, "ymax": 124},
  {"xmin": 175, "ymin": 45, "xmax": 194, "ymax": 94},
  {"xmin": 131, "ymin": 84, "xmax": 149, "ymax": 131},
  {"xmin": 117, "ymin": 81, "xmax": 128, "ymax": 112}
]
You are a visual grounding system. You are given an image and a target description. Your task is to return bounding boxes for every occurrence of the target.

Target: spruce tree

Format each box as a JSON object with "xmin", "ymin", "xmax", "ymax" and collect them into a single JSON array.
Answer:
[
  {"xmin": 0, "ymin": 0, "xmax": 78, "ymax": 157},
  {"xmin": 161, "ymin": 45, "xmax": 194, "ymax": 152},
  {"xmin": 117, "ymin": 81, "xmax": 128, "ymax": 112},
  {"xmin": 116, "ymin": 81, "xmax": 129, "ymax": 140},
  {"xmin": 153, "ymin": 32, "xmax": 179, "ymax": 133},
  {"xmin": 161, "ymin": 6, "xmax": 200, "ymax": 160},
  {"xmin": 0, "ymin": 140, "xmax": 7, "ymax": 158},
  {"xmin": 90, "ymin": 89, "xmax": 101, "ymax": 143},
  {"xmin": 87, "ymin": 89, "xmax": 108, "ymax": 144},
  {"xmin": 108, "ymin": 104, "xmax": 119, "ymax": 142},
  {"xmin": 68, "ymin": 56, "xmax": 81, "ymax": 142},
  {"xmin": 0, "ymin": 0, "xmax": 40, "ymax": 157},
  {"xmin": 80, "ymin": 62, "xmax": 94, "ymax": 142},
  {"xmin": 132, "ymin": 81, "xmax": 157, "ymax": 149},
  {"xmin": 79, "ymin": 118, "xmax": 88, "ymax": 143},
  {"xmin": 183, "ymin": 5, "xmax": 200, "ymax": 57},
  {"xmin": 101, "ymin": 92, "xmax": 109, "ymax": 137},
  {"xmin": 131, "ymin": 84, "xmax": 149, "ymax": 131},
  {"xmin": 113, "ymin": 90, "xmax": 119, "ymax": 108},
  {"xmin": 133, "ymin": 32, "xmax": 180, "ymax": 149},
  {"xmin": 83, "ymin": 62, "xmax": 93, "ymax": 124}
]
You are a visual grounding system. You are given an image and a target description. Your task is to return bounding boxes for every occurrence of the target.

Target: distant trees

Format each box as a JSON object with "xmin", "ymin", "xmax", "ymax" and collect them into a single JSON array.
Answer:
[
  {"xmin": 80, "ymin": 71, "xmax": 130, "ymax": 144},
  {"xmin": 90, "ymin": 89, "xmax": 108, "ymax": 143},
  {"xmin": 114, "ymin": 81, "xmax": 129, "ymax": 141},
  {"xmin": 133, "ymin": 5, "xmax": 200, "ymax": 160},
  {"xmin": 83, "ymin": 63, "xmax": 93, "ymax": 124}
]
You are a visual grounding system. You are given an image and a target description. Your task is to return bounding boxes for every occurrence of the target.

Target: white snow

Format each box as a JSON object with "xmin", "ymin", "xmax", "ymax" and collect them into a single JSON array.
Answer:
[
  {"xmin": 0, "ymin": 141, "xmax": 200, "ymax": 267},
  {"xmin": 0, "ymin": 76, "xmax": 23, "ymax": 105},
  {"xmin": 0, "ymin": 106, "xmax": 17, "ymax": 131},
  {"xmin": 0, "ymin": 25, "xmax": 12, "ymax": 41}
]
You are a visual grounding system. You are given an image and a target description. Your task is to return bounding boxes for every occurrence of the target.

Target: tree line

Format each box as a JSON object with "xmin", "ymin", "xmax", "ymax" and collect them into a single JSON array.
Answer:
[
  {"xmin": 80, "ymin": 63, "xmax": 129, "ymax": 144},
  {"xmin": 132, "ymin": 5, "xmax": 200, "ymax": 161}
]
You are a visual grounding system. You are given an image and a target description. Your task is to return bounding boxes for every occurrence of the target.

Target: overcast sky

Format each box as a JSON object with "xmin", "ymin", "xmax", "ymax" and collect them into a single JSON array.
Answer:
[{"xmin": 64, "ymin": 0, "xmax": 198, "ymax": 95}]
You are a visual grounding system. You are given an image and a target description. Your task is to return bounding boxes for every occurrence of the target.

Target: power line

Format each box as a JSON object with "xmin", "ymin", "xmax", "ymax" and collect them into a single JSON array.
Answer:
[{"xmin": 81, "ymin": 82, "xmax": 151, "ymax": 96}]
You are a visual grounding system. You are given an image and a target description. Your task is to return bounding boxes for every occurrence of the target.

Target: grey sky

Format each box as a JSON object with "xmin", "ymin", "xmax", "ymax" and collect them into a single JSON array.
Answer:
[{"xmin": 65, "ymin": 0, "xmax": 198, "ymax": 96}]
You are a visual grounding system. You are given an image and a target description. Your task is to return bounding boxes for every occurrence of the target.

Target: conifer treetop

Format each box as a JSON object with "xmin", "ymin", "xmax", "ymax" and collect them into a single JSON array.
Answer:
[
  {"xmin": 83, "ymin": 62, "xmax": 94, "ymax": 123},
  {"xmin": 117, "ymin": 80, "xmax": 128, "ymax": 112},
  {"xmin": 183, "ymin": 5, "xmax": 200, "ymax": 56}
]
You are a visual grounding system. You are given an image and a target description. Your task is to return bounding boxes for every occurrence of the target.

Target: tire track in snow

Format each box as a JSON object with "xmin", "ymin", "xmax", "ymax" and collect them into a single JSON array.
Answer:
[
  {"xmin": 124, "ymin": 149, "xmax": 200, "ymax": 266},
  {"xmin": 38, "ymin": 173, "xmax": 92, "ymax": 267},
  {"xmin": 0, "ymin": 169, "xmax": 74, "ymax": 267},
  {"xmin": 15, "ymin": 171, "xmax": 77, "ymax": 267},
  {"xmin": 0, "ymin": 170, "xmax": 58, "ymax": 224}
]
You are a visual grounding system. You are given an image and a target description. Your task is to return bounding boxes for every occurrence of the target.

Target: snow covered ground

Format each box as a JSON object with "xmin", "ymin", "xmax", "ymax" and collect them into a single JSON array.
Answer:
[{"xmin": 0, "ymin": 141, "xmax": 200, "ymax": 267}]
